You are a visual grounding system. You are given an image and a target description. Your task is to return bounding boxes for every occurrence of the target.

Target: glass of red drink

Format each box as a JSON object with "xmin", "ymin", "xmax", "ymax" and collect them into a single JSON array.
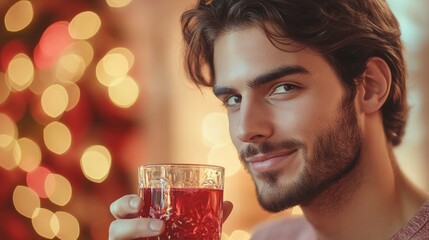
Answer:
[{"xmin": 138, "ymin": 164, "xmax": 224, "ymax": 240}]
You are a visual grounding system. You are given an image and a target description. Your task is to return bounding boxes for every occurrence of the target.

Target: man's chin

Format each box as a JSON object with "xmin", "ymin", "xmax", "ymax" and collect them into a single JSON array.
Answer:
[
  {"xmin": 257, "ymin": 193, "xmax": 298, "ymax": 213},
  {"xmin": 254, "ymin": 181, "xmax": 298, "ymax": 213}
]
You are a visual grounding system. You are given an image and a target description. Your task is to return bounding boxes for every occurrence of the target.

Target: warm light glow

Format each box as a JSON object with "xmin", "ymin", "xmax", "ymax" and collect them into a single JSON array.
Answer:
[
  {"xmin": 43, "ymin": 121, "xmax": 72, "ymax": 154},
  {"xmin": 106, "ymin": 0, "xmax": 133, "ymax": 8},
  {"xmin": 292, "ymin": 206, "xmax": 304, "ymax": 215},
  {"xmin": 0, "ymin": 113, "xmax": 18, "ymax": 144},
  {"xmin": 0, "ymin": 113, "xmax": 20, "ymax": 169},
  {"xmin": 202, "ymin": 112, "xmax": 230, "ymax": 146},
  {"xmin": 26, "ymin": 166, "xmax": 51, "ymax": 198},
  {"xmin": 222, "ymin": 233, "xmax": 230, "ymax": 240},
  {"xmin": 34, "ymin": 21, "xmax": 73, "ymax": 69},
  {"xmin": 45, "ymin": 173, "xmax": 72, "ymax": 206},
  {"xmin": 109, "ymin": 47, "xmax": 135, "ymax": 69},
  {"xmin": 13, "ymin": 185, "xmax": 40, "ymax": 218},
  {"xmin": 54, "ymin": 211, "xmax": 80, "ymax": 240},
  {"xmin": 29, "ymin": 67, "xmax": 57, "ymax": 95},
  {"xmin": 32, "ymin": 208, "xmax": 58, "ymax": 239},
  {"xmin": 229, "ymin": 230, "xmax": 251, "ymax": 240},
  {"xmin": 108, "ymin": 75, "xmax": 139, "ymax": 108},
  {"xmin": 50, "ymin": 215, "xmax": 60, "ymax": 239},
  {"xmin": 41, "ymin": 84, "xmax": 69, "ymax": 118},
  {"xmin": 66, "ymin": 41, "xmax": 94, "ymax": 68},
  {"xmin": 80, "ymin": 145, "xmax": 112, "ymax": 183},
  {"xmin": 103, "ymin": 53, "xmax": 129, "ymax": 78},
  {"xmin": 208, "ymin": 142, "xmax": 241, "ymax": 177},
  {"xmin": 69, "ymin": 11, "xmax": 101, "ymax": 40},
  {"xmin": 55, "ymin": 53, "xmax": 85, "ymax": 83},
  {"xmin": 4, "ymin": 0, "xmax": 33, "ymax": 32},
  {"xmin": 96, "ymin": 47, "xmax": 134, "ymax": 87},
  {"xmin": 0, "ymin": 73, "xmax": 11, "ymax": 104},
  {"xmin": 63, "ymin": 82, "xmax": 81, "ymax": 111},
  {"xmin": 6, "ymin": 53, "xmax": 34, "ymax": 91},
  {"xmin": 17, "ymin": 137, "xmax": 41, "ymax": 172},
  {"xmin": 39, "ymin": 21, "xmax": 71, "ymax": 57},
  {"xmin": 0, "ymin": 137, "xmax": 21, "ymax": 170}
]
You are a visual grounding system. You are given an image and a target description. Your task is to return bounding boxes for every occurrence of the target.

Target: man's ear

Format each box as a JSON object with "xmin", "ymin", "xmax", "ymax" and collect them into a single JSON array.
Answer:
[{"xmin": 358, "ymin": 57, "xmax": 391, "ymax": 113}]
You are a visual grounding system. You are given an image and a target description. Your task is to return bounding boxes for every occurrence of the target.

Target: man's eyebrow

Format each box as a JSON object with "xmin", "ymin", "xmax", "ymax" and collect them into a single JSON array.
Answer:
[
  {"xmin": 213, "ymin": 86, "xmax": 235, "ymax": 97},
  {"xmin": 212, "ymin": 65, "xmax": 309, "ymax": 97},
  {"xmin": 248, "ymin": 65, "xmax": 309, "ymax": 88}
]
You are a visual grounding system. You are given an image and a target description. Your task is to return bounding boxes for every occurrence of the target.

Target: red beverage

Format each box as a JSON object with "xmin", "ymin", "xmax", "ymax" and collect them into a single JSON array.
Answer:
[{"xmin": 139, "ymin": 187, "xmax": 223, "ymax": 240}]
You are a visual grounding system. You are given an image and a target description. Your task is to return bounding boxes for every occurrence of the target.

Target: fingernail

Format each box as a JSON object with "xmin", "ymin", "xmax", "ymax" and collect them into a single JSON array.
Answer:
[
  {"xmin": 130, "ymin": 197, "xmax": 140, "ymax": 209},
  {"xmin": 149, "ymin": 220, "xmax": 164, "ymax": 232}
]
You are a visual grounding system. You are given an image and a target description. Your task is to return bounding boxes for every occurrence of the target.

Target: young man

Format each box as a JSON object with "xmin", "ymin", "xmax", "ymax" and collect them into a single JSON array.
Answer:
[{"xmin": 109, "ymin": 0, "xmax": 429, "ymax": 239}]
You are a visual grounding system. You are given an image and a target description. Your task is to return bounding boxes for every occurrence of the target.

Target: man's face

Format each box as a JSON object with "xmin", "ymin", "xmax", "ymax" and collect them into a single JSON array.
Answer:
[{"xmin": 213, "ymin": 27, "xmax": 362, "ymax": 212}]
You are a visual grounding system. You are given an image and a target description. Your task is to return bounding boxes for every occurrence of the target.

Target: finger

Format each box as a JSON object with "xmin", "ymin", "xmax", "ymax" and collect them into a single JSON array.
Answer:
[
  {"xmin": 109, "ymin": 218, "xmax": 165, "ymax": 240},
  {"xmin": 110, "ymin": 194, "xmax": 142, "ymax": 219},
  {"xmin": 222, "ymin": 200, "xmax": 233, "ymax": 223}
]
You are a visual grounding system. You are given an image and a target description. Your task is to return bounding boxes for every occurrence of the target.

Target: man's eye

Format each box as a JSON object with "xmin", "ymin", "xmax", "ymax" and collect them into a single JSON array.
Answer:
[
  {"xmin": 272, "ymin": 84, "xmax": 297, "ymax": 95},
  {"xmin": 224, "ymin": 95, "xmax": 241, "ymax": 107}
]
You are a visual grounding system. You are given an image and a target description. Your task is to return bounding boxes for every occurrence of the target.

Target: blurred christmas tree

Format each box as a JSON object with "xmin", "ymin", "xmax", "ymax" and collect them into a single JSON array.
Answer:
[{"xmin": 0, "ymin": 0, "xmax": 147, "ymax": 239}]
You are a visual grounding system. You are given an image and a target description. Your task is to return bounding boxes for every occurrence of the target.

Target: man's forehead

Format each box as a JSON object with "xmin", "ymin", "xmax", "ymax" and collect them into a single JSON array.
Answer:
[{"xmin": 212, "ymin": 27, "xmax": 320, "ymax": 86}]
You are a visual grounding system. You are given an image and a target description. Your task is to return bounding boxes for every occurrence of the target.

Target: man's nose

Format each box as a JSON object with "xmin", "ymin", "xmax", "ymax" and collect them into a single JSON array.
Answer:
[{"xmin": 235, "ymin": 98, "xmax": 273, "ymax": 143}]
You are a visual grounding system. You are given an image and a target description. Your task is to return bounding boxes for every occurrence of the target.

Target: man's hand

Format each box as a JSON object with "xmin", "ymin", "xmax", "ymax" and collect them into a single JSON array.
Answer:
[
  {"xmin": 109, "ymin": 194, "xmax": 165, "ymax": 240},
  {"xmin": 108, "ymin": 194, "xmax": 233, "ymax": 240}
]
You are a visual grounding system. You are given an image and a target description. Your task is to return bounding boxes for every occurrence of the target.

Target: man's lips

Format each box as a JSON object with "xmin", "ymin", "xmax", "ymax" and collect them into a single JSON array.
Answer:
[{"xmin": 245, "ymin": 149, "xmax": 298, "ymax": 173}]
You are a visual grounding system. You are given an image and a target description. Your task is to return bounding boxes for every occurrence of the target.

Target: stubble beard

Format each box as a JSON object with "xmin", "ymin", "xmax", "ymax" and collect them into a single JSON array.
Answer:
[{"xmin": 240, "ymin": 99, "xmax": 362, "ymax": 213}]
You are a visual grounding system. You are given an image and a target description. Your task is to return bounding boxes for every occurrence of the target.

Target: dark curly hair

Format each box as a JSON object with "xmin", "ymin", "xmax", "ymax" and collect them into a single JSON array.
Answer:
[{"xmin": 181, "ymin": 0, "xmax": 408, "ymax": 146}]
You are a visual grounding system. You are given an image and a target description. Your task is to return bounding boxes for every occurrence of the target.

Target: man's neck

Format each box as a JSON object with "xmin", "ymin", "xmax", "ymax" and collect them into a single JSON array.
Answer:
[{"xmin": 300, "ymin": 136, "xmax": 428, "ymax": 240}]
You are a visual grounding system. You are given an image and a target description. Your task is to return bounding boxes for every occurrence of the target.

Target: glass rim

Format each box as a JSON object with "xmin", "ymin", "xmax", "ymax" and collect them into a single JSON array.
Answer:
[{"xmin": 139, "ymin": 163, "xmax": 224, "ymax": 171}]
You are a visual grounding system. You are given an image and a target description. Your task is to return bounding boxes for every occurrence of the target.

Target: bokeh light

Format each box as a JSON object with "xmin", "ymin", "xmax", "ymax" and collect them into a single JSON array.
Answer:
[
  {"xmin": 41, "ymin": 84, "xmax": 69, "ymax": 118},
  {"xmin": 63, "ymin": 82, "xmax": 81, "ymax": 111},
  {"xmin": 69, "ymin": 11, "xmax": 101, "ymax": 40},
  {"xmin": 208, "ymin": 142, "xmax": 241, "ymax": 177},
  {"xmin": 54, "ymin": 211, "xmax": 80, "ymax": 240},
  {"xmin": 43, "ymin": 121, "xmax": 72, "ymax": 154},
  {"xmin": 0, "ymin": 137, "xmax": 21, "ymax": 170},
  {"xmin": 109, "ymin": 47, "xmax": 135, "ymax": 69},
  {"xmin": 96, "ymin": 47, "xmax": 134, "ymax": 87},
  {"xmin": 34, "ymin": 21, "xmax": 73, "ymax": 69},
  {"xmin": 31, "ymin": 208, "xmax": 58, "ymax": 239},
  {"xmin": 229, "ymin": 230, "xmax": 251, "ymax": 240},
  {"xmin": 55, "ymin": 53, "xmax": 86, "ymax": 83},
  {"xmin": 17, "ymin": 137, "xmax": 42, "ymax": 172},
  {"xmin": 108, "ymin": 75, "xmax": 139, "ymax": 108},
  {"xmin": 0, "ymin": 39, "xmax": 27, "ymax": 70},
  {"xmin": 12, "ymin": 185, "xmax": 41, "ymax": 218},
  {"xmin": 6, "ymin": 53, "xmax": 34, "ymax": 91},
  {"xmin": 0, "ymin": 113, "xmax": 18, "ymax": 144},
  {"xmin": 201, "ymin": 112, "xmax": 230, "ymax": 146},
  {"xmin": 26, "ymin": 166, "xmax": 52, "ymax": 198},
  {"xmin": 103, "ymin": 54, "xmax": 129, "ymax": 79},
  {"xmin": 80, "ymin": 145, "xmax": 112, "ymax": 183},
  {"xmin": 0, "ymin": 73, "xmax": 11, "ymax": 104},
  {"xmin": 222, "ymin": 232, "xmax": 230, "ymax": 240},
  {"xmin": 106, "ymin": 0, "xmax": 133, "ymax": 8},
  {"xmin": 4, "ymin": 0, "xmax": 33, "ymax": 32},
  {"xmin": 45, "ymin": 173, "xmax": 72, "ymax": 206},
  {"xmin": 65, "ymin": 40, "xmax": 94, "ymax": 68},
  {"xmin": 292, "ymin": 206, "xmax": 304, "ymax": 215}
]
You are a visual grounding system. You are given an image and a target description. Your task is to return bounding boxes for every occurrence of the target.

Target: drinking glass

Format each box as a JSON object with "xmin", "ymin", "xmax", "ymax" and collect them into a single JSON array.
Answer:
[{"xmin": 138, "ymin": 164, "xmax": 224, "ymax": 240}]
